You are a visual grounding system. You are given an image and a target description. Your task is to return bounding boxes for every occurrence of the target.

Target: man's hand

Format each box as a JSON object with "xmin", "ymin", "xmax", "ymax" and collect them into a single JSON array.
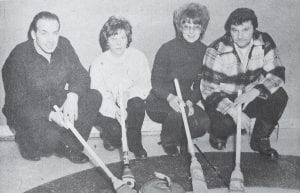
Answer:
[
  {"xmin": 234, "ymin": 88, "xmax": 260, "ymax": 108},
  {"xmin": 167, "ymin": 94, "xmax": 183, "ymax": 112},
  {"xmin": 227, "ymin": 107, "xmax": 251, "ymax": 130},
  {"xmin": 49, "ymin": 108, "xmax": 65, "ymax": 128},
  {"xmin": 186, "ymin": 100, "xmax": 194, "ymax": 116},
  {"xmin": 62, "ymin": 92, "xmax": 79, "ymax": 125}
]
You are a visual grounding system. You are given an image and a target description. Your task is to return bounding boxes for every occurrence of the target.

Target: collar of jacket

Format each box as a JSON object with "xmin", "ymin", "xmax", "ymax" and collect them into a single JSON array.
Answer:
[{"xmin": 217, "ymin": 30, "xmax": 265, "ymax": 54}]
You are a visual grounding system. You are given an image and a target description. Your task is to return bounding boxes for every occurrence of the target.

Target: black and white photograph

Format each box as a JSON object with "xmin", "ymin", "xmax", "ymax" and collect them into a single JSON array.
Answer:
[{"xmin": 0, "ymin": 0, "xmax": 299, "ymax": 192}]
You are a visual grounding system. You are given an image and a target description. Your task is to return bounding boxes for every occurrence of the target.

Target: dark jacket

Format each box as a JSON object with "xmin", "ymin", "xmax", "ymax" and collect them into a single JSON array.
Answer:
[{"xmin": 2, "ymin": 36, "xmax": 90, "ymax": 126}]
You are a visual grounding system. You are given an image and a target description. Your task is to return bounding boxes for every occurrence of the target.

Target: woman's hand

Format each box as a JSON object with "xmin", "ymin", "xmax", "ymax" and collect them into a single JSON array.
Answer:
[{"xmin": 167, "ymin": 94, "xmax": 183, "ymax": 112}]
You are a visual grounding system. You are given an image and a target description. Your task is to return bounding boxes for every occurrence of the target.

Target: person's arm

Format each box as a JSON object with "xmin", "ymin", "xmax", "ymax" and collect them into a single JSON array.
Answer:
[
  {"xmin": 2, "ymin": 48, "xmax": 50, "ymax": 122},
  {"xmin": 62, "ymin": 38, "xmax": 90, "ymax": 98},
  {"xmin": 200, "ymin": 47, "xmax": 234, "ymax": 115},
  {"xmin": 128, "ymin": 50, "xmax": 151, "ymax": 100},
  {"xmin": 189, "ymin": 74, "xmax": 202, "ymax": 104},
  {"xmin": 151, "ymin": 45, "xmax": 173, "ymax": 100},
  {"xmin": 90, "ymin": 58, "xmax": 118, "ymax": 118},
  {"xmin": 254, "ymin": 33, "xmax": 285, "ymax": 99}
]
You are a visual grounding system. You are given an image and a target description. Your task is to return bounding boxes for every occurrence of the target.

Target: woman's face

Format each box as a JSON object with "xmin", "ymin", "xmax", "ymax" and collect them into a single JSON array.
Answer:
[
  {"xmin": 180, "ymin": 21, "xmax": 202, "ymax": 43},
  {"xmin": 107, "ymin": 29, "xmax": 128, "ymax": 57}
]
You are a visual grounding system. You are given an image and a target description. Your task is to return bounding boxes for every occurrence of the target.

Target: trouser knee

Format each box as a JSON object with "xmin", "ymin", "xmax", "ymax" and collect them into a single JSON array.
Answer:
[
  {"xmin": 161, "ymin": 111, "xmax": 182, "ymax": 147},
  {"xmin": 188, "ymin": 106, "xmax": 210, "ymax": 138},
  {"xmin": 207, "ymin": 110, "xmax": 235, "ymax": 139}
]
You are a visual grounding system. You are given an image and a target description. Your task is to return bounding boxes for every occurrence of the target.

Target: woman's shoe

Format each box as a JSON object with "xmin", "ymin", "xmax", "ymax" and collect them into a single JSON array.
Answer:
[
  {"xmin": 163, "ymin": 145, "xmax": 179, "ymax": 157},
  {"xmin": 209, "ymin": 134, "xmax": 226, "ymax": 150},
  {"xmin": 132, "ymin": 148, "xmax": 148, "ymax": 159}
]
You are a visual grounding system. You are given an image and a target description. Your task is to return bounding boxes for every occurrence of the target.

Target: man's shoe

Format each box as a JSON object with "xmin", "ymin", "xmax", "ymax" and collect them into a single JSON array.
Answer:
[
  {"xmin": 66, "ymin": 151, "xmax": 89, "ymax": 164},
  {"xmin": 18, "ymin": 142, "xmax": 40, "ymax": 161},
  {"xmin": 19, "ymin": 147, "xmax": 40, "ymax": 161},
  {"xmin": 250, "ymin": 137, "xmax": 279, "ymax": 160},
  {"xmin": 55, "ymin": 143, "xmax": 89, "ymax": 164},
  {"xmin": 132, "ymin": 148, "xmax": 148, "ymax": 159},
  {"xmin": 209, "ymin": 134, "xmax": 226, "ymax": 150},
  {"xmin": 163, "ymin": 145, "xmax": 179, "ymax": 157},
  {"xmin": 103, "ymin": 139, "xmax": 116, "ymax": 151}
]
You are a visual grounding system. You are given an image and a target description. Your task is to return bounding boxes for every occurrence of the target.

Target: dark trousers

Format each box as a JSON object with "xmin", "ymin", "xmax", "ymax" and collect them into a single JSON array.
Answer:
[
  {"xmin": 146, "ymin": 98, "xmax": 210, "ymax": 147},
  {"xmin": 13, "ymin": 89, "xmax": 102, "ymax": 154},
  {"xmin": 95, "ymin": 97, "xmax": 146, "ymax": 152},
  {"xmin": 205, "ymin": 88, "xmax": 288, "ymax": 140}
]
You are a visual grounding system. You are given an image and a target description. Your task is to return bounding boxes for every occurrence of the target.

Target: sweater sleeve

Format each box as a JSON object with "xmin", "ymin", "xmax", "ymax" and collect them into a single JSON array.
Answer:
[
  {"xmin": 62, "ymin": 38, "xmax": 90, "ymax": 98},
  {"xmin": 2, "ymin": 48, "xmax": 50, "ymax": 122},
  {"xmin": 90, "ymin": 58, "xmax": 118, "ymax": 118},
  {"xmin": 151, "ymin": 45, "xmax": 172, "ymax": 100},
  {"xmin": 128, "ymin": 50, "xmax": 151, "ymax": 100},
  {"xmin": 254, "ymin": 33, "xmax": 285, "ymax": 99},
  {"xmin": 200, "ymin": 47, "xmax": 234, "ymax": 114}
]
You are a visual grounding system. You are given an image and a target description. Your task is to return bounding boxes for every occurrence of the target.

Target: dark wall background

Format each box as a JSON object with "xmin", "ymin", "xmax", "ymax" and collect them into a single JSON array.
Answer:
[{"xmin": 0, "ymin": 0, "xmax": 299, "ymax": 127}]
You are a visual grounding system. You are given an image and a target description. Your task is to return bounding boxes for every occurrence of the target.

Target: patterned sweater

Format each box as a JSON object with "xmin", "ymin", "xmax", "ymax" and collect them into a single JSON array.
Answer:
[{"xmin": 200, "ymin": 31, "xmax": 285, "ymax": 114}]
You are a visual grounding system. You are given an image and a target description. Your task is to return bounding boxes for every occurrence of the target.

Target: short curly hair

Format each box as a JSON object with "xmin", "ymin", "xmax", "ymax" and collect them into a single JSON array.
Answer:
[
  {"xmin": 224, "ymin": 8, "xmax": 258, "ymax": 33},
  {"xmin": 173, "ymin": 2, "xmax": 210, "ymax": 40},
  {"xmin": 99, "ymin": 16, "xmax": 132, "ymax": 52}
]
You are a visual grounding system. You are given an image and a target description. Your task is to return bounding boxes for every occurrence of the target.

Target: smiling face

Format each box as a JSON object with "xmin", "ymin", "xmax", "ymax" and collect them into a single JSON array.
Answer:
[
  {"xmin": 107, "ymin": 29, "xmax": 128, "ymax": 57},
  {"xmin": 180, "ymin": 21, "xmax": 202, "ymax": 43},
  {"xmin": 230, "ymin": 20, "xmax": 254, "ymax": 48},
  {"xmin": 31, "ymin": 18, "xmax": 60, "ymax": 54}
]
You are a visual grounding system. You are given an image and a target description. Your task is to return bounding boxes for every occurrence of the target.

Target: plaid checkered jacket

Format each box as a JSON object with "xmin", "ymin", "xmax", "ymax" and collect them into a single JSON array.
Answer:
[{"xmin": 200, "ymin": 31, "xmax": 285, "ymax": 114}]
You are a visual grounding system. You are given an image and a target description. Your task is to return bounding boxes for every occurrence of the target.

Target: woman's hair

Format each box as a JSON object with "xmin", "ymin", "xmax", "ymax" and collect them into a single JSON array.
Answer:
[
  {"xmin": 173, "ymin": 2, "xmax": 210, "ymax": 40},
  {"xmin": 224, "ymin": 8, "xmax": 258, "ymax": 33},
  {"xmin": 99, "ymin": 16, "xmax": 132, "ymax": 52},
  {"xmin": 27, "ymin": 11, "xmax": 60, "ymax": 40}
]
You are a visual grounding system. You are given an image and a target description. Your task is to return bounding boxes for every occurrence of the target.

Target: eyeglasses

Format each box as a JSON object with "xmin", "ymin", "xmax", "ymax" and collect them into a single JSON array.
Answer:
[{"xmin": 181, "ymin": 24, "xmax": 202, "ymax": 32}]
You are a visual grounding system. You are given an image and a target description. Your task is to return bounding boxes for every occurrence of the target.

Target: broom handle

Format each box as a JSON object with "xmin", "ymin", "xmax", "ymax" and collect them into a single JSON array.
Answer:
[
  {"xmin": 119, "ymin": 87, "xmax": 129, "ymax": 154},
  {"xmin": 174, "ymin": 78, "xmax": 195, "ymax": 156},
  {"xmin": 53, "ymin": 106, "xmax": 118, "ymax": 182},
  {"xmin": 235, "ymin": 90, "xmax": 242, "ymax": 166}
]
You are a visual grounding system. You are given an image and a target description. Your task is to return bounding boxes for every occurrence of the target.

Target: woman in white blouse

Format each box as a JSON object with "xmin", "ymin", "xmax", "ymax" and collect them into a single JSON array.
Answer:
[{"xmin": 90, "ymin": 16, "xmax": 151, "ymax": 159}]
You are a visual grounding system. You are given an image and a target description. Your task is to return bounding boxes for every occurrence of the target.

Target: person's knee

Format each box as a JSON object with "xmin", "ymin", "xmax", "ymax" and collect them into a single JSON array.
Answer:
[
  {"xmin": 210, "ymin": 114, "xmax": 235, "ymax": 138},
  {"xmin": 189, "ymin": 115, "xmax": 210, "ymax": 138},
  {"xmin": 275, "ymin": 88, "xmax": 288, "ymax": 106},
  {"xmin": 127, "ymin": 97, "xmax": 145, "ymax": 112},
  {"xmin": 87, "ymin": 89, "xmax": 102, "ymax": 108},
  {"xmin": 108, "ymin": 120, "xmax": 122, "ymax": 138}
]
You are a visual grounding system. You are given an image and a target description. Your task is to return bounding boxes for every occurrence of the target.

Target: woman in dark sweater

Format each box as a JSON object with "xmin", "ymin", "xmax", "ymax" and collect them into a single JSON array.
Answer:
[{"xmin": 146, "ymin": 3, "xmax": 211, "ymax": 156}]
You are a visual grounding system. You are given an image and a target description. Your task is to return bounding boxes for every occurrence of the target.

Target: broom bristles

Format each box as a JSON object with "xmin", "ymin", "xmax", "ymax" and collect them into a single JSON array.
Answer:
[
  {"xmin": 190, "ymin": 157, "xmax": 208, "ymax": 193},
  {"xmin": 229, "ymin": 168, "xmax": 244, "ymax": 191}
]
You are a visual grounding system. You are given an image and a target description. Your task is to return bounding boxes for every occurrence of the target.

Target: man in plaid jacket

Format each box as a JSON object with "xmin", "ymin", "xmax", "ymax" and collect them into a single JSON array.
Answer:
[{"xmin": 200, "ymin": 8, "xmax": 288, "ymax": 160}]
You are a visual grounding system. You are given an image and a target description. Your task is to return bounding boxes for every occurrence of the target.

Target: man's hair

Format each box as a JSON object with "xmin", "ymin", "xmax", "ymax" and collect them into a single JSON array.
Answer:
[
  {"xmin": 27, "ymin": 11, "xmax": 60, "ymax": 40},
  {"xmin": 173, "ymin": 2, "xmax": 210, "ymax": 40},
  {"xmin": 99, "ymin": 16, "xmax": 132, "ymax": 52},
  {"xmin": 224, "ymin": 8, "xmax": 258, "ymax": 33}
]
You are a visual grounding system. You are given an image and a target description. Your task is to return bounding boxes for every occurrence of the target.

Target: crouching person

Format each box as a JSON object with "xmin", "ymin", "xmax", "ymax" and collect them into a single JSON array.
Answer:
[
  {"xmin": 200, "ymin": 8, "xmax": 288, "ymax": 160},
  {"xmin": 146, "ymin": 3, "xmax": 211, "ymax": 157},
  {"xmin": 90, "ymin": 16, "xmax": 151, "ymax": 159},
  {"xmin": 2, "ymin": 11, "xmax": 102, "ymax": 163}
]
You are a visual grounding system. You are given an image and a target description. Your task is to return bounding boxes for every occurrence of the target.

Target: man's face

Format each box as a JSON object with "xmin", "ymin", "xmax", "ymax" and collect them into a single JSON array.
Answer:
[
  {"xmin": 107, "ymin": 29, "xmax": 128, "ymax": 56},
  {"xmin": 180, "ymin": 22, "xmax": 202, "ymax": 43},
  {"xmin": 31, "ymin": 18, "xmax": 60, "ymax": 54},
  {"xmin": 230, "ymin": 20, "xmax": 254, "ymax": 48}
]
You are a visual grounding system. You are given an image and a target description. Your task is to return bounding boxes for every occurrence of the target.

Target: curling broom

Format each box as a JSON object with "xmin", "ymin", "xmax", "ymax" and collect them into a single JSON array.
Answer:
[
  {"xmin": 53, "ymin": 105, "xmax": 137, "ymax": 193},
  {"xmin": 119, "ymin": 86, "xmax": 136, "ymax": 188},
  {"xmin": 174, "ymin": 78, "xmax": 208, "ymax": 193},
  {"xmin": 228, "ymin": 89, "xmax": 244, "ymax": 193}
]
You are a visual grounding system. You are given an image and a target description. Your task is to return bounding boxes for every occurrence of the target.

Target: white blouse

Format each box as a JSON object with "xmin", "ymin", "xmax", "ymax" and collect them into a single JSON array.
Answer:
[{"xmin": 90, "ymin": 47, "xmax": 151, "ymax": 118}]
